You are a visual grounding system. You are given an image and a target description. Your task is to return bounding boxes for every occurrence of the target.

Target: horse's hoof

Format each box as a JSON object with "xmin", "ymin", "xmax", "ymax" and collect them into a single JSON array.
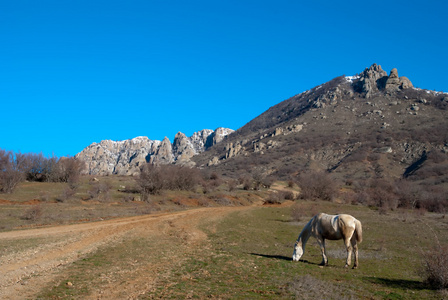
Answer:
[
  {"xmin": 344, "ymin": 264, "xmax": 349, "ymax": 268},
  {"xmin": 352, "ymin": 266, "xmax": 358, "ymax": 269}
]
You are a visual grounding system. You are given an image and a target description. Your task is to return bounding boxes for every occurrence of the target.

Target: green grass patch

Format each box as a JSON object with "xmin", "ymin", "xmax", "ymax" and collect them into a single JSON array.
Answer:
[
  {"xmin": 32, "ymin": 200, "xmax": 448, "ymax": 299},
  {"xmin": 148, "ymin": 202, "xmax": 447, "ymax": 299}
]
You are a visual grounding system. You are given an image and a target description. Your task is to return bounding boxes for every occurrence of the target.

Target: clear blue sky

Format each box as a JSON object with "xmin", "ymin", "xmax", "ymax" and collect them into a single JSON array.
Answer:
[{"xmin": 1, "ymin": 0, "xmax": 447, "ymax": 157}]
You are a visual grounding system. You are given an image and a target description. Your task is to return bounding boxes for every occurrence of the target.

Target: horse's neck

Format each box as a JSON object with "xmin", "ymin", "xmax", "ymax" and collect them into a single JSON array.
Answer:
[{"xmin": 298, "ymin": 220, "xmax": 312, "ymax": 246}]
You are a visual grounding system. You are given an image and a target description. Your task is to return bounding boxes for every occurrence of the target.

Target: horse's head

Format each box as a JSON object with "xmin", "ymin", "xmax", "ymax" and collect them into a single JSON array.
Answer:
[{"xmin": 292, "ymin": 242, "xmax": 303, "ymax": 261}]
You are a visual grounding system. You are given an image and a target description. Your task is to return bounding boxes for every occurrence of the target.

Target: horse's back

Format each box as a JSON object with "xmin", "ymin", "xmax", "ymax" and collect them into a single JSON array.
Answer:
[{"xmin": 315, "ymin": 213, "xmax": 343, "ymax": 240}]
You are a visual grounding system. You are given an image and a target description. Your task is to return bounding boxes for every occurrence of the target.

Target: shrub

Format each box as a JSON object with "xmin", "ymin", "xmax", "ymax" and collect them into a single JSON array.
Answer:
[
  {"xmin": 296, "ymin": 170, "xmax": 338, "ymax": 201},
  {"xmin": 0, "ymin": 149, "xmax": 26, "ymax": 193},
  {"xmin": 357, "ymin": 178, "xmax": 399, "ymax": 210},
  {"xmin": 22, "ymin": 205, "xmax": 43, "ymax": 221},
  {"xmin": 252, "ymin": 170, "xmax": 265, "ymax": 190},
  {"xmin": 57, "ymin": 187, "xmax": 77, "ymax": 202},
  {"xmin": 227, "ymin": 179, "xmax": 238, "ymax": 192},
  {"xmin": 213, "ymin": 196, "xmax": 233, "ymax": 206},
  {"xmin": 264, "ymin": 192, "xmax": 283, "ymax": 205},
  {"xmin": 137, "ymin": 164, "xmax": 201, "ymax": 201},
  {"xmin": 261, "ymin": 176, "xmax": 276, "ymax": 188},
  {"xmin": 88, "ymin": 182, "xmax": 112, "ymax": 202},
  {"xmin": 421, "ymin": 245, "xmax": 448, "ymax": 289},
  {"xmin": 55, "ymin": 157, "xmax": 86, "ymax": 188},
  {"xmin": 240, "ymin": 176, "xmax": 252, "ymax": 190}
]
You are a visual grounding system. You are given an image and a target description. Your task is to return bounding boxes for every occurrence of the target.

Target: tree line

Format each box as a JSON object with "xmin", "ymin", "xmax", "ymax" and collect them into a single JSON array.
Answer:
[{"xmin": 0, "ymin": 149, "xmax": 85, "ymax": 193}]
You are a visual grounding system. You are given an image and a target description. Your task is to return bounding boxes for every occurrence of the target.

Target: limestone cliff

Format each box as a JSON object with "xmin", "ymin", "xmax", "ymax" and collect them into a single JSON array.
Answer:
[{"xmin": 76, "ymin": 128, "xmax": 233, "ymax": 175}]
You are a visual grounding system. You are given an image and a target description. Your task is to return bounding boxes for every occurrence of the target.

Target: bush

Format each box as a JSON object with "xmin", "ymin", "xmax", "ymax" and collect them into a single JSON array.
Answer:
[
  {"xmin": 54, "ymin": 157, "xmax": 85, "ymax": 187},
  {"xmin": 296, "ymin": 170, "xmax": 338, "ymax": 201},
  {"xmin": 213, "ymin": 196, "xmax": 233, "ymax": 206},
  {"xmin": 264, "ymin": 192, "xmax": 283, "ymax": 205},
  {"xmin": 88, "ymin": 182, "xmax": 112, "ymax": 202},
  {"xmin": 22, "ymin": 205, "xmax": 43, "ymax": 221},
  {"xmin": 57, "ymin": 187, "xmax": 77, "ymax": 202},
  {"xmin": 227, "ymin": 179, "xmax": 238, "ymax": 192},
  {"xmin": 137, "ymin": 164, "xmax": 201, "ymax": 201},
  {"xmin": 240, "ymin": 176, "xmax": 252, "ymax": 190},
  {"xmin": 369, "ymin": 185, "xmax": 398, "ymax": 210},
  {"xmin": 0, "ymin": 149, "xmax": 85, "ymax": 193},
  {"xmin": 0, "ymin": 150, "xmax": 26, "ymax": 193},
  {"xmin": 421, "ymin": 245, "xmax": 448, "ymax": 289}
]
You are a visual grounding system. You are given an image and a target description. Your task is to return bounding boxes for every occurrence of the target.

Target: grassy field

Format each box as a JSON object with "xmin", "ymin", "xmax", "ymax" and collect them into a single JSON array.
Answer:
[
  {"xmin": 0, "ymin": 176, "xmax": 263, "ymax": 232},
  {"xmin": 151, "ymin": 203, "xmax": 447, "ymax": 299},
  {"xmin": 1, "ymin": 178, "xmax": 447, "ymax": 299},
  {"xmin": 31, "ymin": 201, "xmax": 447, "ymax": 299}
]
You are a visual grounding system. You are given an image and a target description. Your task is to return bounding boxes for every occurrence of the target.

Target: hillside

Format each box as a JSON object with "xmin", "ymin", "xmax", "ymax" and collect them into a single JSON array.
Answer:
[{"xmin": 193, "ymin": 64, "xmax": 448, "ymax": 185}]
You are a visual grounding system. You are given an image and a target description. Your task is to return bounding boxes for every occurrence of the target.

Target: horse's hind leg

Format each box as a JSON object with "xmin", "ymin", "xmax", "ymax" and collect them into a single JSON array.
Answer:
[
  {"xmin": 344, "ymin": 238, "xmax": 353, "ymax": 268},
  {"xmin": 351, "ymin": 238, "xmax": 359, "ymax": 269}
]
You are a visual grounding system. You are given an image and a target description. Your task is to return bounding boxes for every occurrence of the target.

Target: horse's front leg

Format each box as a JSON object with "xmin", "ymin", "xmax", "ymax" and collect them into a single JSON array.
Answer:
[{"xmin": 316, "ymin": 237, "xmax": 328, "ymax": 266}]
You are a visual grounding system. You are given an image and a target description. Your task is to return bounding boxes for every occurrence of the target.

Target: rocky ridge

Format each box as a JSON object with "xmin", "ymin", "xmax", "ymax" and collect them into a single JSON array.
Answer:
[
  {"xmin": 76, "ymin": 128, "xmax": 234, "ymax": 175},
  {"xmin": 193, "ymin": 64, "xmax": 448, "ymax": 182}
]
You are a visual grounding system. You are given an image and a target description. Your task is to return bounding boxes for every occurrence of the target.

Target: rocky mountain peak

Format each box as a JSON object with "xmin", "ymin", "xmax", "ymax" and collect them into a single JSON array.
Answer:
[
  {"xmin": 354, "ymin": 64, "xmax": 413, "ymax": 98},
  {"xmin": 76, "ymin": 128, "xmax": 234, "ymax": 175},
  {"xmin": 353, "ymin": 63, "xmax": 388, "ymax": 98}
]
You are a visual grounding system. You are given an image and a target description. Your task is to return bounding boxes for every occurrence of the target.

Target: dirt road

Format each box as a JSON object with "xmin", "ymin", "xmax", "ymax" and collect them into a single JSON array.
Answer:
[{"xmin": 0, "ymin": 206, "xmax": 252, "ymax": 299}]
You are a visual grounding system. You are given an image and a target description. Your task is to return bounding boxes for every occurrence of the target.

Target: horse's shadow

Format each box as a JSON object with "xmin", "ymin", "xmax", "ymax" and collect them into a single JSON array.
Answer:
[
  {"xmin": 249, "ymin": 253, "xmax": 318, "ymax": 265},
  {"xmin": 249, "ymin": 253, "xmax": 291, "ymax": 261},
  {"xmin": 364, "ymin": 277, "xmax": 428, "ymax": 290}
]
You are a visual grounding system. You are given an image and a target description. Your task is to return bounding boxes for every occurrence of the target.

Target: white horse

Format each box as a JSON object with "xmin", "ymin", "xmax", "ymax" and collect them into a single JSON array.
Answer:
[{"xmin": 292, "ymin": 213, "xmax": 363, "ymax": 269}]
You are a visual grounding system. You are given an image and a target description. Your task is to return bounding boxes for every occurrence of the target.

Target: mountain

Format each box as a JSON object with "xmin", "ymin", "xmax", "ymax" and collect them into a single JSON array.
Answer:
[
  {"xmin": 193, "ymin": 64, "xmax": 448, "ymax": 186},
  {"xmin": 76, "ymin": 128, "xmax": 234, "ymax": 175}
]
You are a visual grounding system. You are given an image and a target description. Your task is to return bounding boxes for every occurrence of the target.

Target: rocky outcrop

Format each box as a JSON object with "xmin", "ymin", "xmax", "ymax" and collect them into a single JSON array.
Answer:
[
  {"xmin": 385, "ymin": 68, "xmax": 400, "ymax": 91},
  {"xmin": 354, "ymin": 64, "xmax": 388, "ymax": 98},
  {"xmin": 149, "ymin": 137, "xmax": 174, "ymax": 165},
  {"xmin": 76, "ymin": 128, "xmax": 234, "ymax": 175},
  {"xmin": 206, "ymin": 127, "xmax": 235, "ymax": 148},
  {"xmin": 386, "ymin": 68, "xmax": 413, "ymax": 91},
  {"xmin": 399, "ymin": 76, "xmax": 413, "ymax": 89},
  {"xmin": 77, "ymin": 137, "xmax": 160, "ymax": 176},
  {"xmin": 172, "ymin": 132, "xmax": 200, "ymax": 165},
  {"xmin": 190, "ymin": 129, "xmax": 214, "ymax": 153},
  {"xmin": 354, "ymin": 64, "xmax": 413, "ymax": 97}
]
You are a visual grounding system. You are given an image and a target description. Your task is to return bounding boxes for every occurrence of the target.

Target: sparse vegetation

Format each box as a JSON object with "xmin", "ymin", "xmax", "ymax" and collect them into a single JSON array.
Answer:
[
  {"xmin": 137, "ymin": 164, "xmax": 202, "ymax": 201},
  {"xmin": 421, "ymin": 244, "xmax": 448, "ymax": 289},
  {"xmin": 0, "ymin": 149, "xmax": 85, "ymax": 193},
  {"xmin": 296, "ymin": 170, "xmax": 338, "ymax": 201},
  {"xmin": 1, "ymin": 177, "xmax": 448, "ymax": 299},
  {"xmin": 22, "ymin": 204, "xmax": 43, "ymax": 221}
]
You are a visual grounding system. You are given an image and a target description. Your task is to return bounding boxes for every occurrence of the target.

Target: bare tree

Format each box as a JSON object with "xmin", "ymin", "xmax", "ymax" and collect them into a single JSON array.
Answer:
[
  {"xmin": 137, "ymin": 164, "xmax": 201, "ymax": 201},
  {"xmin": 0, "ymin": 149, "xmax": 26, "ymax": 193},
  {"xmin": 296, "ymin": 170, "xmax": 338, "ymax": 201},
  {"xmin": 54, "ymin": 157, "xmax": 86, "ymax": 187},
  {"xmin": 137, "ymin": 164, "xmax": 166, "ymax": 201}
]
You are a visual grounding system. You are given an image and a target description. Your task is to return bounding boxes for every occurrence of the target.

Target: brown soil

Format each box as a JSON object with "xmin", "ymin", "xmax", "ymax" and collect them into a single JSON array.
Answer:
[{"xmin": 0, "ymin": 206, "xmax": 253, "ymax": 299}]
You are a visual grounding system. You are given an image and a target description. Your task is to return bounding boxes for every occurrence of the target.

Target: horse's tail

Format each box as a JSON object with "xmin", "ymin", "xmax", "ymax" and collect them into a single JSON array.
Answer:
[{"xmin": 354, "ymin": 219, "xmax": 363, "ymax": 243}]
